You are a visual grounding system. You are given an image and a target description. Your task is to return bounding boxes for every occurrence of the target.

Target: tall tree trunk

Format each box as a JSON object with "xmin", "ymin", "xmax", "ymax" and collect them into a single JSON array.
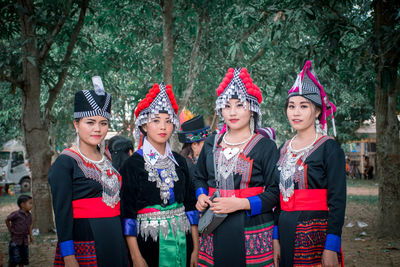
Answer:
[
  {"xmin": 374, "ymin": 0, "xmax": 400, "ymax": 238},
  {"xmin": 18, "ymin": 0, "xmax": 54, "ymax": 233},
  {"xmin": 162, "ymin": 0, "xmax": 174, "ymax": 84},
  {"xmin": 180, "ymin": 14, "xmax": 204, "ymax": 111}
]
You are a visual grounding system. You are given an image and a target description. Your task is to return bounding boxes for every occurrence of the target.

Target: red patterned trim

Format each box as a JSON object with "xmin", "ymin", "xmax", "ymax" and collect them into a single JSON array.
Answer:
[
  {"xmin": 54, "ymin": 241, "xmax": 98, "ymax": 266},
  {"xmin": 72, "ymin": 197, "xmax": 120, "ymax": 218},
  {"xmin": 209, "ymin": 187, "xmax": 263, "ymax": 198}
]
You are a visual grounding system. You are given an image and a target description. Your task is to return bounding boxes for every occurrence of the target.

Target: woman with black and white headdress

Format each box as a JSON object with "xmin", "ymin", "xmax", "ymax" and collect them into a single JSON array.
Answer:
[
  {"xmin": 273, "ymin": 61, "xmax": 346, "ymax": 267},
  {"xmin": 193, "ymin": 68, "xmax": 280, "ymax": 266},
  {"xmin": 48, "ymin": 77, "xmax": 128, "ymax": 266},
  {"xmin": 119, "ymin": 83, "xmax": 199, "ymax": 267}
]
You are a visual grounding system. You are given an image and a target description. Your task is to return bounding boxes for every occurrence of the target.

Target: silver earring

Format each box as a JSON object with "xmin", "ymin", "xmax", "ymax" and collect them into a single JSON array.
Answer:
[
  {"xmin": 99, "ymin": 139, "xmax": 105, "ymax": 155},
  {"xmin": 75, "ymin": 131, "xmax": 80, "ymax": 148},
  {"xmin": 250, "ymin": 116, "xmax": 255, "ymax": 133},
  {"xmin": 315, "ymin": 119, "xmax": 320, "ymax": 134}
]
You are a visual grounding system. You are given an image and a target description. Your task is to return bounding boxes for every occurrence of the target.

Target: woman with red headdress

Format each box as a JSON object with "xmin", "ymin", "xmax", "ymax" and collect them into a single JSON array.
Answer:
[
  {"xmin": 193, "ymin": 68, "xmax": 280, "ymax": 266},
  {"xmin": 119, "ymin": 83, "xmax": 199, "ymax": 267},
  {"xmin": 273, "ymin": 61, "xmax": 346, "ymax": 267}
]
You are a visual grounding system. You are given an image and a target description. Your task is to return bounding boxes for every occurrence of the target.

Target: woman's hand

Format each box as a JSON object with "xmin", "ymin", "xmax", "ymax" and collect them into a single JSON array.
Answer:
[
  {"xmin": 210, "ymin": 197, "xmax": 250, "ymax": 214},
  {"xmin": 63, "ymin": 255, "xmax": 79, "ymax": 267},
  {"xmin": 132, "ymin": 255, "xmax": 148, "ymax": 267},
  {"xmin": 190, "ymin": 250, "xmax": 199, "ymax": 267},
  {"xmin": 322, "ymin": 249, "xmax": 339, "ymax": 267},
  {"xmin": 196, "ymin": 194, "xmax": 212, "ymax": 212},
  {"xmin": 273, "ymin": 239, "xmax": 280, "ymax": 267}
]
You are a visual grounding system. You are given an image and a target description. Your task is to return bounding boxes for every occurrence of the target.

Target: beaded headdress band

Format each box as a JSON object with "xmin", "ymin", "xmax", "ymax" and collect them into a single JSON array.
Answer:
[
  {"xmin": 288, "ymin": 60, "xmax": 337, "ymax": 136},
  {"xmin": 215, "ymin": 67, "xmax": 263, "ymax": 128},
  {"xmin": 134, "ymin": 83, "xmax": 179, "ymax": 142}
]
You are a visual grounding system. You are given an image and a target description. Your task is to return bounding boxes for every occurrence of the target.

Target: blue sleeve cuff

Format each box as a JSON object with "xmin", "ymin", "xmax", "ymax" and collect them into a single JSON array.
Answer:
[
  {"xmin": 122, "ymin": 218, "xmax": 138, "ymax": 236},
  {"xmin": 196, "ymin": 187, "xmax": 208, "ymax": 199},
  {"xmin": 186, "ymin": 210, "xmax": 200, "ymax": 225},
  {"xmin": 324, "ymin": 234, "xmax": 341, "ymax": 252},
  {"xmin": 247, "ymin": 195, "xmax": 262, "ymax": 216},
  {"xmin": 59, "ymin": 240, "xmax": 75, "ymax": 257},
  {"xmin": 273, "ymin": 225, "xmax": 279, "ymax": 240}
]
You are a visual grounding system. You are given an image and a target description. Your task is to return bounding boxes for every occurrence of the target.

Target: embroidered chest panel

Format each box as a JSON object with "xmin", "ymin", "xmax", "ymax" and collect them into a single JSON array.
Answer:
[
  {"xmin": 215, "ymin": 134, "xmax": 263, "ymax": 189},
  {"xmin": 62, "ymin": 150, "xmax": 121, "ymax": 202},
  {"xmin": 277, "ymin": 136, "xmax": 331, "ymax": 189}
]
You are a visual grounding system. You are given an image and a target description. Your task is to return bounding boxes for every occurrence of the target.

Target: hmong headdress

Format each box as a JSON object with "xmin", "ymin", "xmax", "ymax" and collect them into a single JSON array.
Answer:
[
  {"xmin": 134, "ymin": 83, "xmax": 179, "ymax": 142},
  {"xmin": 178, "ymin": 115, "xmax": 211, "ymax": 144},
  {"xmin": 288, "ymin": 60, "xmax": 337, "ymax": 136},
  {"xmin": 215, "ymin": 67, "xmax": 263, "ymax": 128},
  {"xmin": 74, "ymin": 76, "xmax": 111, "ymax": 119}
]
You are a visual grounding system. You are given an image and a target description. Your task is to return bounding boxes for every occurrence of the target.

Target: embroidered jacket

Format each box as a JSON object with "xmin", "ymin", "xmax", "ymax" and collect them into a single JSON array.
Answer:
[
  {"xmin": 193, "ymin": 133, "xmax": 280, "ymax": 218},
  {"xmin": 120, "ymin": 140, "xmax": 198, "ymax": 237},
  {"xmin": 48, "ymin": 149, "xmax": 122, "ymax": 257},
  {"xmin": 274, "ymin": 137, "xmax": 346, "ymax": 253}
]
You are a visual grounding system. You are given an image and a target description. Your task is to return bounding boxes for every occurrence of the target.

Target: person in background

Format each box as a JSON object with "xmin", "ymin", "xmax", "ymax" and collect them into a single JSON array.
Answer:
[
  {"xmin": 273, "ymin": 61, "xmax": 346, "ymax": 267},
  {"xmin": 48, "ymin": 76, "xmax": 128, "ymax": 267},
  {"xmin": 363, "ymin": 156, "xmax": 374, "ymax": 180},
  {"xmin": 108, "ymin": 135, "xmax": 134, "ymax": 171},
  {"xmin": 178, "ymin": 113, "xmax": 211, "ymax": 264},
  {"xmin": 5, "ymin": 195, "xmax": 33, "ymax": 267},
  {"xmin": 178, "ymin": 114, "xmax": 211, "ymax": 173},
  {"xmin": 120, "ymin": 83, "xmax": 199, "ymax": 267},
  {"xmin": 257, "ymin": 127, "xmax": 276, "ymax": 142}
]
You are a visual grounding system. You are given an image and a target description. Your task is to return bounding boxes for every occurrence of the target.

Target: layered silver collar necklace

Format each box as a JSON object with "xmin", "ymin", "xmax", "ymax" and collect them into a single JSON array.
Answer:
[
  {"xmin": 278, "ymin": 134, "xmax": 318, "ymax": 202},
  {"xmin": 76, "ymin": 145, "xmax": 121, "ymax": 208}
]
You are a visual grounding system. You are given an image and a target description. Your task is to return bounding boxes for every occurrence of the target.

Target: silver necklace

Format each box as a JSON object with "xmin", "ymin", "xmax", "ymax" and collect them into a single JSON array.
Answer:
[
  {"xmin": 76, "ymin": 146, "xmax": 120, "ymax": 208},
  {"xmin": 222, "ymin": 131, "xmax": 253, "ymax": 146},
  {"xmin": 278, "ymin": 134, "xmax": 318, "ymax": 202},
  {"xmin": 143, "ymin": 153, "xmax": 179, "ymax": 205}
]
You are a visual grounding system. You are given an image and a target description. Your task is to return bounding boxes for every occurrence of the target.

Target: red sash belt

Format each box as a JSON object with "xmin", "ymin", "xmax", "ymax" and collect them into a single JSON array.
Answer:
[
  {"xmin": 209, "ymin": 187, "xmax": 264, "ymax": 198},
  {"xmin": 72, "ymin": 197, "xmax": 120, "ymax": 218},
  {"xmin": 280, "ymin": 189, "xmax": 328, "ymax": 211}
]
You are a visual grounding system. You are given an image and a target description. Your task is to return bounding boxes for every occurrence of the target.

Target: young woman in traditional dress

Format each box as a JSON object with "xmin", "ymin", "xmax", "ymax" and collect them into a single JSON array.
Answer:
[
  {"xmin": 48, "ymin": 77, "xmax": 129, "ymax": 267},
  {"xmin": 119, "ymin": 83, "xmax": 199, "ymax": 267},
  {"xmin": 194, "ymin": 67, "xmax": 279, "ymax": 267},
  {"xmin": 273, "ymin": 61, "xmax": 346, "ymax": 267}
]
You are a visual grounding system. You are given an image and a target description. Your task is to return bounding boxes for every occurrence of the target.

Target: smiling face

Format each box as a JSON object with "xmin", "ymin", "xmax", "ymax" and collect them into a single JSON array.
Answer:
[
  {"xmin": 286, "ymin": 96, "xmax": 321, "ymax": 132},
  {"xmin": 221, "ymin": 98, "xmax": 252, "ymax": 132},
  {"xmin": 73, "ymin": 116, "xmax": 109, "ymax": 147},
  {"xmin": 142, "ymin": 113, "xmax": 174, "ymax": 148}
]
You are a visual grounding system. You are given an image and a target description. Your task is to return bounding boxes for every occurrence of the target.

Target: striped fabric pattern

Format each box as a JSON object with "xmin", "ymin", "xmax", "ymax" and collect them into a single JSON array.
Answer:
[
  {"xmin": 54, "ymin": 241, "xmax": 98, "ymax": 266},
  {"xmin": 293, "ymin": 218, "xmax": 343, "ymax": 267},
  {"xmin": 74, "ymin": 90, "xmax": 111, "ymax": 119},
  {"xmin": 244, "ymin": 221, "xmax": 274, "ymax": 267},
  {"xmin": 198, "ymin": 234, "xmax": 214, "ymax": 267}
]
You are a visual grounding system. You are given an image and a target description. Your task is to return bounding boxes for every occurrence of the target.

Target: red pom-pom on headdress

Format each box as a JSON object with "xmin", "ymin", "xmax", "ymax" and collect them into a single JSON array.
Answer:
[{"xmin": 135, "ymin": 83, "xmax": 179, "ymax": 118}]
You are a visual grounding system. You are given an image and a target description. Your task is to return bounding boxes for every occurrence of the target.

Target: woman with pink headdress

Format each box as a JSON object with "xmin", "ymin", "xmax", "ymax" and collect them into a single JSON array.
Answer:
[
  {"xmin": 273, "ymin": 61, "xmax": 346, "ymax": 267},
  {"xmin": 194, "ymin": 67, "xmax": 279, "ymax": 266}
]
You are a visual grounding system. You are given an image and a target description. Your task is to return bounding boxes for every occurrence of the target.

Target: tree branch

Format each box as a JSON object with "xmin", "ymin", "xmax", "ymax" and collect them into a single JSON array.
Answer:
[
  {"xmin": 180, "ymin": 12, "xmax": 205, "ymax": 110},
  {"xmin": 44, "ymin": 0, "xmax": 89, "ymax": 116},
  {"xmin": 39, "ymin": 1, "xmax": 72, "ymax": 62}
]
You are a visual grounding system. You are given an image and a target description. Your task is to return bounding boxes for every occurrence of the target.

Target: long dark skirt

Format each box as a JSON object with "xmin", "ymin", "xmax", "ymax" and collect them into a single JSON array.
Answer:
[{"xmin": 54, "ymin": 217, "xmax": 128, "ymax": 267}]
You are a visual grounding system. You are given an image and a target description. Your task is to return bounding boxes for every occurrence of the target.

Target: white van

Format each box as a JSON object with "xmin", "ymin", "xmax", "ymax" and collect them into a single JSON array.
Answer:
[{"xmin": 0, "ymin": 142, "xmax": 31, "ymax": 193}]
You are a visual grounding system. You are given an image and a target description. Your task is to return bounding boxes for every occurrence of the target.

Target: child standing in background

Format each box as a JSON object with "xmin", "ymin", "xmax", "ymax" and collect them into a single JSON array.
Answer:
[{"xmin": 5, "ymin": 195, "xmax": 33, "ymax": 267}]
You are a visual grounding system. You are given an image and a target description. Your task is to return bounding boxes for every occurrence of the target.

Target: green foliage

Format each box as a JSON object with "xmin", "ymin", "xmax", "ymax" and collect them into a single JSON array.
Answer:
[
  {"xmin": 0, "ymin": 83, "xmax": 22, "ymax": 145},
  {"xmin": 0, "ymin": 0, "xmax": 383, "ymax": 149}
]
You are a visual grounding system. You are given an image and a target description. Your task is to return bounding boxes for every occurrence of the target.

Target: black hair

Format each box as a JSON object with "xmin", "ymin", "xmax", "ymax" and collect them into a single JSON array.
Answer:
[
  {"xmin": 285, "ymin": 97, "xmax": 322, "ymax": 120},
  {"xmin": 17, "ymin": 194, "xmax": 32, "ymax": 208},
  {"xmin": 108, "ymin": 136, "xmax": 134, "ymax": 171},
  {"xmin": 180, "ymin": 143, "xmax": 194, "ymax": 158}
]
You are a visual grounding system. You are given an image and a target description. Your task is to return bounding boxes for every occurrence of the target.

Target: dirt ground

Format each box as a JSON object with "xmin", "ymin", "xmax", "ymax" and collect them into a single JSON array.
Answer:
[{"xmin": 0, "ymin": 180, "xmax": 399, "ymax": 266}]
